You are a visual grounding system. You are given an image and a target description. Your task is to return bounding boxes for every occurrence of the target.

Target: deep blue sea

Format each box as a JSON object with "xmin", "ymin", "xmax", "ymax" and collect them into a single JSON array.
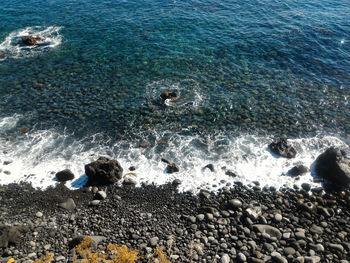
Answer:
[{"xmin": 0, "ymin": 0, "xmax": 349, "ymax": 191}]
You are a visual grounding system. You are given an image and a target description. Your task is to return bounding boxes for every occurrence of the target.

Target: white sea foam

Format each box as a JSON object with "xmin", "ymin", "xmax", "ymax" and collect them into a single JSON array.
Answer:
[
  {"xmin": 0, "ymin": 26, "xmax": 62, "ymax": 60},
  {"xmin": 0, "ymin": 114, "xmax": 348, "ymax": 192}
]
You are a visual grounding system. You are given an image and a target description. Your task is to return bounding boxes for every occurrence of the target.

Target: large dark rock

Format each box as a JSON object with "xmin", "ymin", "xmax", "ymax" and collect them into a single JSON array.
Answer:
[
  {"xmin": 85, "ymin": 157, "xmax": 123, "ymax": 186},
  {"xmin": 269, "ymin": 139, "xmax": 296, "ymax": 158},
  {"xmin": 287, "ymin": 165, "xmax": 309, "ymax": 177},
  {"xmin": 0, "ymin": 226, "xmax": 23, "ymax": 248},
  {"xmin": 56, "ymin": 169, "xmax": 75, "ymax": 182},
  {"xmin": 21, "ymin": 35, "xmax": 43, "ymax": 45},
  {"xmin": 0, "ymin": 53, "xmax": 6, "ymax": 60},
  {"xmin": 315, "ymin": 147, "xmax": 350, "ymax": 187}
]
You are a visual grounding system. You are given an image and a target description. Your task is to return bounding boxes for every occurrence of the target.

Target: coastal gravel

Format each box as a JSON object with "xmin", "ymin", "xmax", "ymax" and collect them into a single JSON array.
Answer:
[{"xmin": 1, "ymin": 182, "xmax": 350, "ymax": 262}]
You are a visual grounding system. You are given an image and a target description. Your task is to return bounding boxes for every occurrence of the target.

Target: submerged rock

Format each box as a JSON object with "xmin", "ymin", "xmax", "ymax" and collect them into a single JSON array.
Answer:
[
  {"xmin": 203, "ymin": 164, "xmax": 215, "ymax": 172},
  {"xmin": 269, "ymin": 139, "xmax": 296, "ymax": 158},
  {"xmin": 315, "ymin": 147, "xmax": 350, "ymax": 187},
  {"xmin": 21, "ymin": 35, "xmax": 43, "ymax": 45},
  {"xmin": 159, "ymin": 91, "xmax": 179, "ymax": 102},
  {"xmin": 85, "ymin": 157, "xmax": 123, "ymax": 186}
]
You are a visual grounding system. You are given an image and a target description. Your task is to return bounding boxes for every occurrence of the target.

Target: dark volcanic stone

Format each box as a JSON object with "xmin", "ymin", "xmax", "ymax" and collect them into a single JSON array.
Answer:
[
  {"xmin": 203, "ymin": 164, "xmax": 215, "ymax": 172},
  {"xmin": 56, "ymin": 169, "xmax": 75, "ymax": 182},
  {"xmin": 269, "ymin": 139, "xmax": 297, "ymax": 158},
  {"xmin": 166, "ymin": 163, "xmax": 179, "ymax": 174},
  {"xmin": 85, "ymin": 157, "xmax": 123, "ymax": 186},
  {"xmin": 315, "ymin": 147, "xmax": 350, "ymax": 187},
  {"xmin": 21, "ymin": 35, "xmax": 43, "ymax": 45},
  {"xmin": 160, "ymin": 91, "xmax": 179, "ymax": 101},
  {"xmin": 288, "ymin": 165, "xmax": 309, "ymax": 177}
]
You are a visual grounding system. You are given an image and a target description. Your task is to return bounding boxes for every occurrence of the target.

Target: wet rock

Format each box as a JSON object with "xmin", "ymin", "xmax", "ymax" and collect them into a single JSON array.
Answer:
[
  {"xmin": 225, "ymin": 170, "xmax": 237, "ymax": 177},
  {"xmin": 85, "ymin": 157, "xmax": 123, "ymax": 186},
  {"xmin": 56, "ymin": 169, "xmax": 75, "ymax": 182},
  {"xmin": 301, "ymin": 183, "xmax": 311, "ymax": 191},
  {"xmin": 58, "ymin": 198, "xmax": 76, "ymax": 211},
  {"xmin": 22, "ymin": 35, "xmax": 43, "ymax": 45},
  {"xmin": 129, "ymin": 166, "xmax": 136, "ymax": 171},
  {"xmin": 203, "ymin": 164, "xmax": 215, "ymax": 172},
  {"xmin": 19, "ymin": 126, "xmax": 30, "ymax": 133},
  {"xmin": 269, "ymin": 139, "xmax": 296, "ymax": 158},
  {"xmin": 314, "ymin": 147, "xmax": 350, "ymax": 187},
  {"xmin": 0, "ymin": 53, "xmax": 6, "ymax": 60},
  {"xmin": 166, "ymin": 163, "xmax": 179, "ymax": 173},
  {"xmin": 160, "ymin": 91, "xmax": 179, "ymax": 102},
  {"xmin": 161, "ymin": 158, "xmax": 170, "ymax": 164},
  {"xmin": 172, "ymin": 179, "xmax": 181, "ymax": 186},
  {"xmin": 288, "ymin": 165, "xmax": 309, "ymax": 177}
]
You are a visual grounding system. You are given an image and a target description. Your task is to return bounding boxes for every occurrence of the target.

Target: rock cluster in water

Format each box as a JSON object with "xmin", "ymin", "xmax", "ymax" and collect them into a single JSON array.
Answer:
[{"xmin": 21, "ymin": 36, "xmax": 44, "ymax": 46}]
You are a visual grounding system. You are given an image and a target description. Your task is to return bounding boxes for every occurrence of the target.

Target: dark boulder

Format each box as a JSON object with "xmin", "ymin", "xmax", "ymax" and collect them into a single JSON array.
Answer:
[
  {"xmin": 160, "ymin": 91, "xmax": 179, "ymax": 102},
  {"xmin": 166, "ymin": 163, "xmax": 179, "ymax": 174},
  {"xmin": 315, "ymin": 147, "xmax": 350, "ymax": 187},
  {"xmin": 0, "ymin": 225, "xmax": 24, "ymax": 248},
  {"xmin": 287, "ymin": 165, "xmax": 309, "ymax": 177},
  {"xmin": 85, "ymin": 157, "xmax": 123, "ymax": 186},
  {"xmin": 21, "ymin": 35, "xmax": 43, "ymax": 45},
  {"xmin": 203, "ymin": 164, "xmax": 215, "ymax": 172},
  {"xmin": 56, "ymin": 169, "xmax": 75, "ymax": 182},
  {"xmin": 225, "ymin": 170, "xmax": 237, "ymax": 177},
  {"xmin": 161, "ymin": 158, "xmax": 170, "ymax": 164},
  {"xmin": 0, "ymin": 53, "xmax": 6, "ymax": 59},
  {"xmin": 269, "ymin": 139, "xmax": 296, "ymax": 158}
]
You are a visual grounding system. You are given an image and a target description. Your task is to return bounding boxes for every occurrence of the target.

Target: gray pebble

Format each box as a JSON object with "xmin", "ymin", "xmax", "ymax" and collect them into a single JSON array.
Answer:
[
  {"xmin": 221, "ymin": 253, "xmax": 230, "ymax": 263},
  {"xmin": 150, "ymin": 237, "xmax": 159, "ymax": 247}
]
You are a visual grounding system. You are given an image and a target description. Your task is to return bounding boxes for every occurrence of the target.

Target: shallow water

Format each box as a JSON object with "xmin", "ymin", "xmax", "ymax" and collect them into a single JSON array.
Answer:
[{"xmin": 0, "ymin": 0, "xmax": 349, "ymax": 191}]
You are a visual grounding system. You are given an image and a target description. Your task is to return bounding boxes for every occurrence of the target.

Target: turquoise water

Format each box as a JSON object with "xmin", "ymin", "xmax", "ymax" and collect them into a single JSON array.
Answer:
[
  {"xmin": 0, "ymin": 0, "xmax": 350, "ymax": 190},
  {"xmin": 1, "ymin": 0, "xmax": 349, "ymax": 138}
]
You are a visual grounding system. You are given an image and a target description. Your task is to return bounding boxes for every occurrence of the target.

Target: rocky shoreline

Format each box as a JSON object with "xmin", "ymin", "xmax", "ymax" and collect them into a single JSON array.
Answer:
[{"xmin": 1, "ymin": 179, "xmax": 350, "ymax": 263}]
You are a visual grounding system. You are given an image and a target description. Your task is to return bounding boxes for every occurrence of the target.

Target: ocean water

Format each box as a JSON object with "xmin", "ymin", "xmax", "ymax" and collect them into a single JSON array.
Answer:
[{"xmin": 0, "ymin": 0, "xmax": 349, "ymax": 191}]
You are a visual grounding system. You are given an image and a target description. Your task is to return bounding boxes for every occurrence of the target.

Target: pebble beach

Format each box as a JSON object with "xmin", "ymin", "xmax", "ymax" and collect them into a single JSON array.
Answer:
[{"xmin": 1, "ymin": 178, "xmax": 350, "ymax": 262}]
